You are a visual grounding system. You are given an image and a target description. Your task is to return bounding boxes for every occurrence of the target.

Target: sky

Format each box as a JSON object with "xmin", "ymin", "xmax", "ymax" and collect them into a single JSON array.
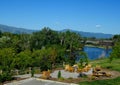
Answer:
[{"xmin": 0, "ymin": 0, "xmax": 120, "ymax": 34}]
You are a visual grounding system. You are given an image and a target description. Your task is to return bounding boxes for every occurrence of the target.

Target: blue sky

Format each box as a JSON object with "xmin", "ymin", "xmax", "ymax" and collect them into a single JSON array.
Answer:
[{"xmin": 0, "ymin": 0, "xmax": 120, "ymax": 34}]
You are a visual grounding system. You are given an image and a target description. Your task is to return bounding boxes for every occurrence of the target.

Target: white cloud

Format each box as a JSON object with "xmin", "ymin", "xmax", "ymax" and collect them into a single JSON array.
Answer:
[{"xmin": 96, "ymin": 24, "xmax": 101, "ymax": 28}]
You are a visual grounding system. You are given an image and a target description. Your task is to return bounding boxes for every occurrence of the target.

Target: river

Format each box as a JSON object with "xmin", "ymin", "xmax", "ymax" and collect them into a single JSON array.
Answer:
[{"xmin": 83, "ymin": 46, "xmax": 112, "ymax": 60}]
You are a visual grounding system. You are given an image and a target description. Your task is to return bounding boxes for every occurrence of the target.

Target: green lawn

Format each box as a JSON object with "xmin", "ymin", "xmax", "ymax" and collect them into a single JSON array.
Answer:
[
  {"xmin": 79, "ymin": 77, "xmax": 120, "ymax": 85},
  {"xmin": 90, "ymin": 58, "xmax": 120, "ymax": 72},
  {"xmin": 79, "ymin": 58, "xmax": 120, "ymax": 85}
]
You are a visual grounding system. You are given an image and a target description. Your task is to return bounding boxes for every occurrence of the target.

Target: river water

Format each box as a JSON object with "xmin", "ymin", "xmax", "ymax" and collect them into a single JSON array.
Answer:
[{"xmin": 83, "ymin": 46, "xmax": 112, "ymax": 60}]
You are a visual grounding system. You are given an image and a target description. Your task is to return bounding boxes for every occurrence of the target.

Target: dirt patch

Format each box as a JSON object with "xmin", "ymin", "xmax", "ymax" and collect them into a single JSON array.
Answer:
[{"xmin": 100, "ymin": 69, "xmax": 120, "ymax": 78}]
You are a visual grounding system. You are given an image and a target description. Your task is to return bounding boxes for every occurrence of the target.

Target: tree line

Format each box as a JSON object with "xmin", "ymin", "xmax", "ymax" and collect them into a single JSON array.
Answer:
[
  {"xmin": 0, "ymin": 27, "xmax": 87, "ymax": 82},
  {"xmin": 110, "ymin": 34, "xmax": 120, "ymax": 62}
]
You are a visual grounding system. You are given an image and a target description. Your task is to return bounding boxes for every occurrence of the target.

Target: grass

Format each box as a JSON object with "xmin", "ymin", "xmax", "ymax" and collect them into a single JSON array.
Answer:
[
  {"xmin": 90, "ymin": 58, "xmax": 120, "ymax": 72},
  {"xmin": 79, "ymin": 58, "xmax": 120, "ymax": 85},
  {"xmin": 79, "ymin": 77, "xmax": 120, "ymax": 85}
]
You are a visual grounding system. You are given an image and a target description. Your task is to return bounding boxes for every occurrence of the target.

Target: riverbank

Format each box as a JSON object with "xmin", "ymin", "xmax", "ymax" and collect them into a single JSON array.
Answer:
[{"xmin": 85, "ymin": 45, "xmax": 112, "ymax": 49}]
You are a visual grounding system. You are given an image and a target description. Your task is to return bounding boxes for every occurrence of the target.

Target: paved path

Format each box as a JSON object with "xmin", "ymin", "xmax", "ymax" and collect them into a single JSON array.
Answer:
[{"xmin": 5, "ymin": 78, "xmax": 78, "ymax": 85}]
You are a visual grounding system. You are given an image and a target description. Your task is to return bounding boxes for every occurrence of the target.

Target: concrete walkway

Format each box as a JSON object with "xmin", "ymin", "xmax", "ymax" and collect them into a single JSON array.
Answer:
[{"xmin": 5, "ymin": 78, "xmax": 78, "ymax": 85}]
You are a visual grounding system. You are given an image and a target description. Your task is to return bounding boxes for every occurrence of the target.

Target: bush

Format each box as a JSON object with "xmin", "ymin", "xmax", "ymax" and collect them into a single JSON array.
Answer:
[
  {"xmin": 59, "ymin": 77, "xmax": 64, "ymax": 81},
  {"xmin": 0, "ymin": 72, "xmax": 13, "ymax": 83},
  {"xmin": 31, "ymin": 67, "xmax": 34, "ymax": 77},
  {"xmin": 57, "ymin": 70, "xmax": 61, "ymax": 79},
  {"xmin": 68, "ymin": 77, "xmax": 73, "ymax": 79}
]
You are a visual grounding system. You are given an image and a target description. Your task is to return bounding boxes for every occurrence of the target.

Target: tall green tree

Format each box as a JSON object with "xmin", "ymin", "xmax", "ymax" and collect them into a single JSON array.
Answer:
[
  {"xmin": 0, "ymin": 48, "xmax": 15, "ymax": 72},
  {"xmin": 30, "ymin": 27, "xmax": 59, "ymax": 50},
  {"xmin": 110, "ymin": 39, "xmax": 120, "ymax": 59},
  {"xmin": 60, "ymin": 30, "xmax": 83, "ymax": 65},
  {"xmin": 110, "ymin": 35, "xmax": 120, "ymax": 62},
  {"xmin": 32, "ymin": 49, "xmax": 52, "ymax": 71},
  {"xmin": 14, "ymin": 50, "xmax": 32, "ymax": 70},
  {"xmin": 13, "ymin": 34, "xmax": 31, "ymax": 53},
  {"xmin": 79, "ymin": 51, "xmax": 88, "ymax": 66}
]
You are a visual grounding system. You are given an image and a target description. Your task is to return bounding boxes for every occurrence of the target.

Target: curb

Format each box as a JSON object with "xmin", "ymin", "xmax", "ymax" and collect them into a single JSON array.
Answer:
[{"xmin": 36, "ymin": 78, "xmax": 79, "ymax": 85}]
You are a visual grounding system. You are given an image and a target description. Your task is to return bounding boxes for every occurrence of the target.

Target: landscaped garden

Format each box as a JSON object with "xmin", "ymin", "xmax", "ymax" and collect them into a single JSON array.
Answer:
[{"xmin": 0, "ymin": 29, "xmax": 120, "ymax": 85}]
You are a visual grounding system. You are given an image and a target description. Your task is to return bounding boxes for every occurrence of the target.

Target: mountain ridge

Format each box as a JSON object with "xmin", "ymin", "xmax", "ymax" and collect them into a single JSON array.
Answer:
[
  {"xmin": 0, "ymin": 24, "xmax": 113, "ymax": 38},
  {"xmin": 0, "ymin": 24, "xmax": 36, "ymax": 34},
  {"xmin": 61, "ymin": 29, "xmax": 113, "ymax": 39}
]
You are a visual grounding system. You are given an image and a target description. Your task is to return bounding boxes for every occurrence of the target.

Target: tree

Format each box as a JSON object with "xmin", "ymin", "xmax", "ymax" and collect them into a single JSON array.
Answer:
[
  {"xmin": 60, "ymin": 30, "xmax": 83, "ymax": 65},
  {"xmin": 110, "ymin": 39, "xmax": 120, "ymax": 62},
  {"xmin": 113, "ymin": 34, "xmax": 120, "ymax": 42},
  {"xmin": 58, "ymin": 70, "xmax": 61, "ymax": 79},
  {"xmin": 55, "ymin": 46, "xmax": 66, "ymax": 64},
  {"xmin": 13, "ymin": 34, "xmax": 31, "ymax": 53},
  {"xmin": 0, "ymin": 48, "xmax": 15, "ymax": 73},
  {"xmin": 48, "ymin": 47, "xmax": 57, "ymax": 67},
  {"xmin": 109, "ymin": 34, "xmax": 120, "ymax": 62},
  {"xmin": 32, "ymin": 49, "xmax": 52, "ymax": 71},
  {"xmin": 14, "ymin": 50, "xmax": 32, "ymax": 70},
  {"xmin": 79, "ymin": 51, "xmax": 88, "ymax": 67},
  {"xmin": 0, "ymin": 30, "xmax": 2, "ymax": 38},
  {"xmin": 0, "ymin": 32, "xmax": 13, "ymax": 48},
  {"xmin": 30, "ymin": 27, "xmax": 59, "ymax": 50}
]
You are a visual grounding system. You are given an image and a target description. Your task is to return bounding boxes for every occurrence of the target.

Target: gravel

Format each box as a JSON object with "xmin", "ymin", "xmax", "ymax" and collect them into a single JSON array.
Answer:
[
  {"xmin": 13, "ymin": 69, "xmax": 92, "ymax": 79},
  {"xmin": 51, "ymin": 70, "xmax": 79, "ymax": 78},
  {"xmin": 6, "ymin": 69, "xmax": 93, "ymax": 85},
  {"xmin": 51, "ymin": 69, "xmax": 93, "ymax": 78}
]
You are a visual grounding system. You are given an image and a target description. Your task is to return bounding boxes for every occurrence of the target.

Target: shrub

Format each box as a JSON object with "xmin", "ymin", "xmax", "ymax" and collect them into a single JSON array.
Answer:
[
  {"xmin": 57, "ymin": 70, "xmax": 61, "ymax": 79},
  {"xmin": 59, "ymin": 77, "xmax": 64, "ymax": 81},
  {"xmin": 68, "ymin": 77, "xmax": 73, "ymax": 79},
  {"xmin": 31, "ymin": 67, "xmax": 34, "ymax": 77},
  {"xmin": 0, "ymin": 72, "xmax": 13, "ymax": 83}
]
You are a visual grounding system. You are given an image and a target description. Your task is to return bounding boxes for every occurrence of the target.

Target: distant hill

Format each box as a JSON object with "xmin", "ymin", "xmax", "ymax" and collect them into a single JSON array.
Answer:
[
  {"xmin": 0, "ymin": 24, "xmax": 113, "ymax": 38},
  {"xmin": 0, "ymin": 24, "xmax": 36, "ymax": 34},
  {"xmin": 61, "ymin": 29, "xmax": 113, "ymax": 39}
]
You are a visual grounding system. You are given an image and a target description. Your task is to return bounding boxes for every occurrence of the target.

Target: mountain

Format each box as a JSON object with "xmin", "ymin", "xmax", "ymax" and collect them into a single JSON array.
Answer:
[
  {"xmin": 0, "ymin": 24, "xmax": 113, "ymax": 38},
  {"xmin": 61, "ymin": 29, "xmax": 113, "ymax": 39},
  {"xmin": 0, "ymin": 24, "xmax": 36, "ymax": 34}
]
